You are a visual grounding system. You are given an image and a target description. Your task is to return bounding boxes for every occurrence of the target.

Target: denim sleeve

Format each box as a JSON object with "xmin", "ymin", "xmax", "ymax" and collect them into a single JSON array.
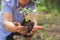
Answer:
[{"xmin": 2, "ymin": 0, "xmax": 13, "ymax": 14}]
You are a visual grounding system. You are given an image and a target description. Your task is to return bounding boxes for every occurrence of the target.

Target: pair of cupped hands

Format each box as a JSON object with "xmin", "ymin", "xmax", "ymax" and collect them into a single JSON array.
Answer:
[
  {"xmin": 14, "ymin": 22, "xmax": 44, "ymax": 35},
  {"xmin": 5, "ymin": 22, "xmax": 44, "ymax": 35}
]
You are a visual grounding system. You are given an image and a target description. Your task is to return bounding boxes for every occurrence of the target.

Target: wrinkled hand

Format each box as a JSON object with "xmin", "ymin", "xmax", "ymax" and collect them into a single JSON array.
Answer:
[
  {"xmin": 14, "ymin": 22, "xmax": 27, "ymax": 35},
  {"xmin": 27, "ymin": 25, "xmax": 44, "ymax": 35},
  {"xmin": 14, "ymin": 22, "xmax": 44, "ymax": 35}
]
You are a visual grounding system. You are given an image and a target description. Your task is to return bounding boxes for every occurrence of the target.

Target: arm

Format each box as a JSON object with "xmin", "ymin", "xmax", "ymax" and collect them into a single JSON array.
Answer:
[
  {"xmin": 3, "ymin": 13, "xmax": 17, "ymax": 32},
  {"xmin": 2, "ymin": 0, "xmax": 20, "ymax": 32},
  {"xmin": 3, "ymin": 13, "xmax": 28, "ymax": 33}
]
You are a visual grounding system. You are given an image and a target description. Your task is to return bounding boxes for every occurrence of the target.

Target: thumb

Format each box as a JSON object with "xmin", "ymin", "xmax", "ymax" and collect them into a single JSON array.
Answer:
[
  {"xmin": 14, "ymin": 22, "xmax": 21, "ymax": 26},
  {"xmin": 34, "ymin": 25, "xmax": 44, "ymax": 30}
]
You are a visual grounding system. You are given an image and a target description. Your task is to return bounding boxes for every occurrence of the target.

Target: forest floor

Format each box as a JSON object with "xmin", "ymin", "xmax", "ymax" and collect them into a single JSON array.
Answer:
[{"xmin": 13, "ymin": 23, "xmax": 60, "ymax": 40}]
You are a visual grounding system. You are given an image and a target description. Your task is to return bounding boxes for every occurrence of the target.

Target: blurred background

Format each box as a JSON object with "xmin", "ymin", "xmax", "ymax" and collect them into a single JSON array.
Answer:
[{"xmin": 0, "ymin": 0, "xmax": 60, "ymax": 40}]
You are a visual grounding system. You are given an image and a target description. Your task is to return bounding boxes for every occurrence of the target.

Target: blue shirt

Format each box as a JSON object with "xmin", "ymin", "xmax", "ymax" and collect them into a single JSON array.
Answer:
[{"xmin": 0, "ymin": 0, "xmax": 37, "ymax": 40}]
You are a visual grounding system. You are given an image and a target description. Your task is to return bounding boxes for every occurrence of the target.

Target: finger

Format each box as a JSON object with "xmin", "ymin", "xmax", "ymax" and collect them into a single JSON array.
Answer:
[
  {"xmin": 28, "ymin": 29, "xmax": 37, "ymax": 35},
  {"xmin": 17, "ymin": 28, "xmax": 27, "ymax": 33},
  {"xmin": 27, "ymin": 25, "xmax": 43, "ymax": 35},
  {"xmin": 31, "ymin": 28, "xmax": 37, "ymax": 33},
  {"xmin": 31, "ymin": 29, "xmax": 36, "ymax": 34},
  {"xmin": 27, "ymin": 31, "xmax": 36, "ymax": 35},
  {"xmin": 17, "ymin": 26, "xmax": 25, "ymax": 30},
  {"xmin": 30, "ymin": 27, "xmax": 37, "ymax": 33},
  {"xmin": 34, "ymin": 25, "xmax": 44, "ymax": 30},
  {"xmin": 36, "ymin": 26, "xmax": 44, "ymax": 30},
  {"xmin": 14, "ymin": 22, "xmax": 21, "ymax": 26},
  {"xmin": 33, "ymin": 25, "xmax": 38, "ymax": 30},
  {"xmin": 18, "ymin": 30, "xmax": 27, "ymax": 35}
]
